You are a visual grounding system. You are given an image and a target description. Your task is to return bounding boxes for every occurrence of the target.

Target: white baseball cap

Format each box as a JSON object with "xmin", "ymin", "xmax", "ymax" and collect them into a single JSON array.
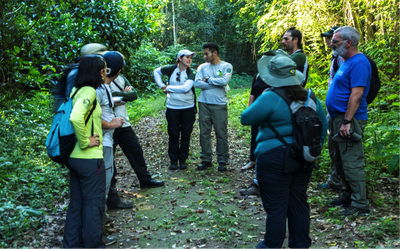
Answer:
[{"xmin": 177, "ymin": 49, "xmax": 196, "ymax": 61}]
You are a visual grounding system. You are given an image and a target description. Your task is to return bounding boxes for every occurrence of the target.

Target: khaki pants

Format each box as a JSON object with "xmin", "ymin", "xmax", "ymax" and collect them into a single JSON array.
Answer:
[
  {"xmin": 330, "ymin": 114, "xmax": 369, "ymax": 209},
  {"xmin": 198, "ymin": 102, "xmax": 229, "ymax": 164}
]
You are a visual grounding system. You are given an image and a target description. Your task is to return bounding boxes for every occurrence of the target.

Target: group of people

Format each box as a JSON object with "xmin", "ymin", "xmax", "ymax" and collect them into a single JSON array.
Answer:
[
  {"xmin": 59, "ymin": 25, "xmax": 372, "ymax": 248},
  {"xmin": 240, "ymin": 26, "xmax": 372, "ymax": 248}
]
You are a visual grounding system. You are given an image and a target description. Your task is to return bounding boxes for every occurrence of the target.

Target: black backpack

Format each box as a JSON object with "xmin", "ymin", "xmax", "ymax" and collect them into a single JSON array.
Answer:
[
  {"xmin": 50, "ymin": 64, "xmax": 79, "ymax": 112},
  {"xmin": 166, "ymin": 65, "xmax": 197, "ymax": 113},
  {"xmin": 333, "ymin": 54, "xmax": 380, "ymax": 105},
  {"xmin": 266, "ymin": 88, "xmax": 323, "ymax": 169}
]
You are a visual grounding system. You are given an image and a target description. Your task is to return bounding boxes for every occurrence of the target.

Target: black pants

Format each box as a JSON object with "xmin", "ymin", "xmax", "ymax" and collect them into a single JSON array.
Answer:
[
  {"xmin": 256, "ymin": 146, "xmax": 312, "ymax": 248},
  {"xmin": 63, "ymin": 158, "xmax": 105, "ymax": 248},
  {"xmin": 166, "ymin": 107, "xmax": 195, "ymax": 162},
  {"xmin": 112, "ymin": 126, "xmax": 152, "ymax": 183},
  {"xmin": 250, "ymin": 124, "xmax": 259, "ymax": 162}
]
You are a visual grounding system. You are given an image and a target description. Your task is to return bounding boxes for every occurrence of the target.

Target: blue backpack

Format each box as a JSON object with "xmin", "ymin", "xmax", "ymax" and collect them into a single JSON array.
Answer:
[{"xmin": 46, "ymin": 88, "xmax": 97, "ymax": 164}]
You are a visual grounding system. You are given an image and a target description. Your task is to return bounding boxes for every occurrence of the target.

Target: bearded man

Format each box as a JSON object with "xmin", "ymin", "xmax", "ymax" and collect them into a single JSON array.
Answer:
[{"xmin": 325, "ymin": 26, "xmax": 371, "ymax": 216}]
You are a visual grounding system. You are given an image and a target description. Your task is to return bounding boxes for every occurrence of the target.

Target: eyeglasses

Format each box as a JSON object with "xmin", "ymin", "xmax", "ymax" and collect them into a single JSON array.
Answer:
[
  {"xmin": 331, "ymin": 39, "xmax": 347, "ymax": 44},
  {"xmin": 176, "ymin": 72, "xmax": 181, "ymax": 82}
]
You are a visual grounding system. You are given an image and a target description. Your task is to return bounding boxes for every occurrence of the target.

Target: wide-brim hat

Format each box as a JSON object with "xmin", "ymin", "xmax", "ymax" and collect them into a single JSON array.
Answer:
[
  {"xmin": 257, "ymin": 52, "xmax": 303, "ymax": 87},
  {"xmin": 177, "ymin": 49, "xmax": 197, "ymax": 61},
  {"xmin": 321, "ymin": 26, "xmax": 340, "ymax": 37},
  {"xmin": 80, "ymin": 43, "xmax": 107, "ymax": 56}
]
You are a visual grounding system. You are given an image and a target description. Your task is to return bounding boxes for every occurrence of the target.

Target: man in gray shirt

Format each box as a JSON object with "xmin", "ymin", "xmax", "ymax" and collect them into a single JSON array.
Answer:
[{"xmin": 195, "ymin": 43, "xmax": 233, "ymax": 171}]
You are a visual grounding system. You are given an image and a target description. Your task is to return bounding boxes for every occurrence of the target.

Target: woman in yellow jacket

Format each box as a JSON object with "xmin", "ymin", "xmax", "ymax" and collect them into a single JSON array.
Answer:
[{"xmin": 63, "ymin": 55, "xmax": 106, "ymax": 248}]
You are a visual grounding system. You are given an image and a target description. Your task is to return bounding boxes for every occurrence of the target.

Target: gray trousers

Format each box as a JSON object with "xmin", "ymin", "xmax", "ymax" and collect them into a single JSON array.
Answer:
[
  {"xmin": 198, "ymin": 102, "xmax": 229, "ymax": 164},
  {"xmin": 331, "ymin": 114, "xmax": 369, "ymax": 209}
]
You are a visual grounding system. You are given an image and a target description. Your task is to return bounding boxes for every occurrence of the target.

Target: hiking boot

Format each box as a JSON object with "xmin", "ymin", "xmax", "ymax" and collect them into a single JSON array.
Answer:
[
  {"xmin": 340, "ymin": 206, "xmax": 370, "ymax": 216},
  {"xmin": 179, "ymin": 160, "xmax": 187, "ymax": 170},
  {"xmin": 114, "ymin": 200, "xmax": 133, "ymax": 209},
  {"xmin": 140, "ymin": 179, "xmax": 165, "ymax": 188},
  {"xmin": 102, "ymin": 235, "xmax": 117, "ymax": 246},
  {"xmin": 329, "ymin": 198, "xmax": 351, "ymax": 207},
  {"xmin": 218, "ymin": 163, "xmax": 227, "ymax": 171},
  {"xmin": 169, "ymin": 160, "xmax": 178, "ymax": 170},
  {"xmin": 240, "ymin": 183, "xmax": 260, "ymax": 195},
  {"xmin": 197, "ymin": 161, "xmax": 212, "ymax": 170}
]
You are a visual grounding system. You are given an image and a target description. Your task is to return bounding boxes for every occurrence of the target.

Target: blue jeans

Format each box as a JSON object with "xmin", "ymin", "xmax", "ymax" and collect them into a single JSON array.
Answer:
[{"xmin": 256, "ymin": 146, "xmax": 312, "ymax": 248}]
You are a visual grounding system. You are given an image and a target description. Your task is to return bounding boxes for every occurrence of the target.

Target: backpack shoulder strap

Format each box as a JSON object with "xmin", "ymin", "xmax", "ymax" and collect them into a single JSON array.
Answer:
[
  {"xmin": 166, "ymin": 65, "xmax": 178, "ymax": 83},
  {"xmin": 265, "ymin": 88, "xmax": 292, "ymax": 148},
  {"xmin": 333, "ymin": 55, "xmax": 340, "ymax": 73},
  {"xmin": 112, "ymin": 80, "xmax": 124, "ymax": 91}
]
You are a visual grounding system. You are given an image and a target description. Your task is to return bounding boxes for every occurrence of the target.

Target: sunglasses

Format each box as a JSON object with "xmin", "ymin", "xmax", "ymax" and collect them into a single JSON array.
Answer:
[
  {"xmin": 331, "ymin": 39, "xmax": 347, "ymax": 44},
  {"xmin": 176, "ymin": 71, "xmax": 181, "ymax": 82}
]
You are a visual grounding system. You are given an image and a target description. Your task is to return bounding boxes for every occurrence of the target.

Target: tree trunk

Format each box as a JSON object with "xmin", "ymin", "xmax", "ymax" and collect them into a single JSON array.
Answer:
[{"xmin": 172, "ymin": 0, "xmax": 177, "ymax": 46}]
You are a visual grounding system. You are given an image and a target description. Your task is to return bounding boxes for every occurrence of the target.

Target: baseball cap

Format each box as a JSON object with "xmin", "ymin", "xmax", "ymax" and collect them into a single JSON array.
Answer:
[
  {"xmin": 102, "ymin": 51, "xmax": 124, "ymax": 71},
  {"xmin": 321, "ymin": 26, "xmax": 340, "ymax": 37},
  {"xmin": 177, "ymin": 49, "xmax": 197, "ymax": 61}
]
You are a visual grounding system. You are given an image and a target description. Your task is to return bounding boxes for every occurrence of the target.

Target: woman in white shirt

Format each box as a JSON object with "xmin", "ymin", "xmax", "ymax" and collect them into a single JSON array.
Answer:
[{"xmin": 153, "ymin": 50, "xmax": 197, "ymax": 170}]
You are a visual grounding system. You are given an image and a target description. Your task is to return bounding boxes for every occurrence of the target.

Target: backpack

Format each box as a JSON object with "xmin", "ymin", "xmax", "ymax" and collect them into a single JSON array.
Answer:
[
  {"xmin": 266, "ymin": 88, "xmax": 323, "ymax": 168},
  {"xmin": 50, "ymin": 64, "xmax": 79, "ymax": 113},
  {"xmin": 166, "ymin": 65, "xmax": 197, "ymax": 113},
  {"xmin": 333, "ymin": 54, "xmax": 380, "ymax": 105},
  {"xmin": 46, "ymin": 88, "xmax": 97, "ymax": 164}
]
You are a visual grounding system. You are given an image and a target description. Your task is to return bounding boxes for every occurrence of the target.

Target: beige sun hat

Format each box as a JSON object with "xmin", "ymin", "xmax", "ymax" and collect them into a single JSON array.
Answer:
[{"xmin": 80, "ymin": 43, "xmax": 107, "ymax": 56}]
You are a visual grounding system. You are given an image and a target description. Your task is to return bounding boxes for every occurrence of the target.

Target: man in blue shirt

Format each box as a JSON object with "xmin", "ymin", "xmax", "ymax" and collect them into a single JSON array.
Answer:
[{"xmin": 326, "ymin": 26, "xmax": 371, "ymax": 216}]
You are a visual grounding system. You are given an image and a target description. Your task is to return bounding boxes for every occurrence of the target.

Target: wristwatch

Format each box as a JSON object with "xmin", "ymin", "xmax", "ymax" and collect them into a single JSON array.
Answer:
[{"xmin": 342, "ymin": 119, "xmax": 352, "ymax": 124}]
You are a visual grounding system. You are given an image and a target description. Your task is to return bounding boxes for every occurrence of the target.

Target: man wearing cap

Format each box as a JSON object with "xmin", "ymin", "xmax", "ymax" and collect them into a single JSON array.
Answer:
[
  {"xmin": 318, "ymin": 26, "xmax": 345, "ymax": 191},
  {"xmin": 195, "ymin": 43, "xmax": 233, "ymax": 172},
  {"xmin": 326, "ymin": 26, "xmax": 371, "ymax": 216},
  {"xmin": 241, "ymin": 54, "xmax": 327, "ymax": 248},
  {"xmin": 281, "ymin": 27, "xmax": 309, "ymax": 86},
  {"xmin": 153, "ymin": 49, "xmax": 197, "ymax": 170},
  {"xmin": 65, "ymin": 43, "xmax": 107, "ymax": 97},
  {"xmin": 96, "ymin": 51, "xmax": 125, "ymax": 226}
]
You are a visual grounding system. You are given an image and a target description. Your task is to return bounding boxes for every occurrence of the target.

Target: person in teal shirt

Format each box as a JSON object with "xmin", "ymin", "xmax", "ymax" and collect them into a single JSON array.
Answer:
[{"xmin": 241, "ymin": 54, "xmax": 327, "ymax": 248}]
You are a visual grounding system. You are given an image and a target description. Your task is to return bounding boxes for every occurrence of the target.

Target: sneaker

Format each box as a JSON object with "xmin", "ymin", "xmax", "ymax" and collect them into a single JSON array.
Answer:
[
  {"xmin": 317, "ymin": 182, "xmax": 342, "ymax": 191},
  {"xmin": 240, "ymin": 183, "xmax": 260, "ymax": 195},
  {"xmin": 169, "ymin": 160, "xmax": 178, "ymax": 170},
  {"xmin": 340, "ymin": 206, "xmax": 370, "ymax": 216},
  {"xmin": 218, "ymin": 163, "xmax": 227, "ymax": 171},
  {"xmin": 197, "ymin": 161, "xmax": 212, "ymax": 170},
  {"xmin": 329, "ymin": 198, "xmax": 351, "ymax": 207},
  {"xmin": 103, "ymin": 235, "xmax": 117, "ymax": 246}
]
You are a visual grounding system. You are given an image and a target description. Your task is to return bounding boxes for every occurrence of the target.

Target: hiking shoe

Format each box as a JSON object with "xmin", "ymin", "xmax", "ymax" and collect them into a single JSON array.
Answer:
[
  {"xmin": 197, "ymin": 161, "xmax": 212, "ymax": 170},
  {"xmin": 318, "ymin": 182, "xmax": 342, "ymax": 191},
  {"xmin": 140, "ymin": 179, "xmax": 165, "ymax": 188},
  {"xmin": 169, "ymin": 160, "xmax": 178, "ymax": 170},
  {"xmin": 103, "ymin": 235, "xmax": 117, "ymax": 246},
  {"xmin": 329, "ymin": 198, "xmax": 351, "ymax": 207},
  {"xmin": 240, "ymin": 183, "xmax": 260, "ymax": 195},
  {"xmin": 340, "ymin": 206, "xmax": 370, "ymax": 216},
  {"xmin": 179, "ymin": 160, "xmax": 187, "ymax": 170},
  {"xmin": 218, "ymin": 163, "xmax": 227, "ymax": 171}
]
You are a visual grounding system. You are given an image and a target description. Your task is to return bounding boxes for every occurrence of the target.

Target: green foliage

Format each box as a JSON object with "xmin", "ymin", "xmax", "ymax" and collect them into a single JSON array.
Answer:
[
  {"xmin": 0, "ymin": 0, "xmax": 163, "ymax": 102},
  {"xmin": 0, "ymin": 91, "xmax": 69, "ymax": 246}
]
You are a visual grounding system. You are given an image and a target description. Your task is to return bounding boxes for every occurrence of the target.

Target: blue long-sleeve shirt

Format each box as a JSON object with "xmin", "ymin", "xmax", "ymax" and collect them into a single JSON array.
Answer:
[{"xmin": 241, "ymin": 90, "xmax": 328, "ymax": 157}]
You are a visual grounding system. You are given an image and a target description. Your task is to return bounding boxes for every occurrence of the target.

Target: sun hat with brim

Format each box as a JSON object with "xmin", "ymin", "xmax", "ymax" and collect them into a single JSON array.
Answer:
[
  {"xmin": 321, "ymin": 26, "xmax": 340, "ymax": 37},
  {"xmin": 257, "ymin": 54, "xmax": 303, "ymax": 87},
  {"xmin": 177, "ymin": 49, "xmax": 197, "ymax": 61},
  {"xmin": 80, "ymin": 43, "xmax": 107, "ymax": 56}
]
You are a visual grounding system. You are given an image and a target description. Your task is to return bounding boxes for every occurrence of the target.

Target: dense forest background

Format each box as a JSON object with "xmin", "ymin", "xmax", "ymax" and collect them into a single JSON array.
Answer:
[{"xmin": 0, "ymin": 0, "xmax": 399, "ymax": 247}]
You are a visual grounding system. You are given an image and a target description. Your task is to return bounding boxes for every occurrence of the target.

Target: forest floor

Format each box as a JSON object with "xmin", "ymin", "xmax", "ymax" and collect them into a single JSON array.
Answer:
[{"xmin": 38, "ymin": 111, "xmax": 399, "ymax": 248}]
